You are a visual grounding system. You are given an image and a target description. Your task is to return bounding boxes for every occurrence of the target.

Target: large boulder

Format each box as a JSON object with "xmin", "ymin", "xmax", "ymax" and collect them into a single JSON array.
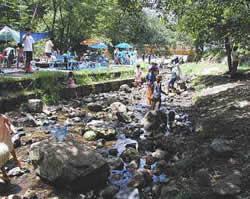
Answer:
[
  {"xmin": 27, "ymin": 99, "xmax": 43, "ymax": 113},
  {"xmin": 29, "ymin": 139, "xmax": 109, "ymax": 192},
  {"xmin": 142, "ymin": 110, "xmax": 168, "ymax": 135},
  {"xmin": 210, "ymin": 138, "xmax": 233, "ymax": 156}
]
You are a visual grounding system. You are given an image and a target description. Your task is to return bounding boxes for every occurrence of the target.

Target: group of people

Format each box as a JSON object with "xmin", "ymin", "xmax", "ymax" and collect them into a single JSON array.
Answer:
[
  {"xmin": 134, "ymin": 58, "xmax": 182, "ymax": 110},
  {"xmin": 114, "ymin": 48, "xmax": 137, "ymax": 65}
]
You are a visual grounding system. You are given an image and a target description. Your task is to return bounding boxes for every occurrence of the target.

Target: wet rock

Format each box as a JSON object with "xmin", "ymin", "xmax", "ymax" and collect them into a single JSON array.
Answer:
[
  {"xmin": 12, "ymin": 134, "xmax": 21, "ymax": 148},
  {"xmin": 27, "ymin": 99, "xmax": 43, "ymax": 113},
  {"xmin": 23, "ymin": 188, "xmax": 38, "ymax": 199},
  {"xmin": 138, "ymin": 139, "xmax": 155, "ymax": 152},
  {"xmin": 83, "ymin": 131, "xmax": 97, "ymax": 141},
  {"xmin": 120, "ymin": 147, "xmax": 140, "ymax": 163},
  {"xmin": 142, "ymin": 110, "xmax": 167, "ymax": 135},
  {"xmin": 110, "ymin": 102, "xmax": 127, "ymax": 113},
  {"xmin": 98, "ymin": 128, "xmax": 117, "ymax": 141},
  {"xmin": 128, "ymin": 171, "xmax": 145, "ymax": 188},
  {"xmin": 119, "ymin": 84, "xmax": 132, "ymax": 93},
  {"xmin": 195, "ymin": 168, "xmax": 211, "ymax": 186},
  {"xmin": 96, "ymin": 139, "xmax": 105, "ymax": 148},
  {"xmin": 152, "ymin": 184, "xmax": 162, "ymax": 198},
  {"xmin": 16, "ymin": 114, "xmax": 38, "ymax": 127},
  {"xmin": 87, "ymin": 103, "xmax": 103, "ymax": 112},
  {"xmin": 152, "ymin": 149, "xmax": 167, "ymax": 160},
  {"xmin": 99, "ymin": 185, "xmax": 119, "ymax": 199},
  {"xmin": 116, "ymin": 112, "xmax": 131, "ymax": 123},
  {"xmin": 29, "ymin": 139, "xmax": 109, "ymax": 192},
  {"xmin": 210, "ymin": 138, "xmax": 233, "ymax": 156},
  {"xmin": 124, "ymin": 126, "xmax": 143, "ymax": 139},
  {"xmin": 109, "ymin": 148, "xmax": 118, "ymax": 156},
  {"xmin": 213, "ymin": 172, "xmax": 242, "ymax": 196},
  {"xmin": 108, "ymin": 158, "xmax": 124, "ymax": 170},
  {"xmin": 160, "ymin": 183, "xmax": 179, "ymax": 199},
  {"xmin": 72, "ymin": 117, "xmax": 81, "ymax": 123},
  {"xmin": 7, "ymin": 195, "xmax": 21, "ymax": 199}
]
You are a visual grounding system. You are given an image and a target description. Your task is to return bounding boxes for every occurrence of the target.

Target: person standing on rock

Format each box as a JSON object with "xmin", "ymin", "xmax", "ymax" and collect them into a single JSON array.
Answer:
[
  {"xmin": 152, "ymin": 75, "xmax": 167, "ymax": 110},
  {"xmin": 134, "ymin": 64, "xmax": 143, "ymax": 87},
  {"xmin": 146, "ymin": 67, "xmax": 156, "ymax": 105},
  {"xmin": 0, "ymin": 114, "xmax": 21, "ymax": 182}
]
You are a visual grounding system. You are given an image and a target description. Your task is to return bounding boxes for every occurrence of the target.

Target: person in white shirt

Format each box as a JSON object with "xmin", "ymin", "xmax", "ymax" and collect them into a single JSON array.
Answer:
[
  {"xmin": 45, "ymin": 38, "xmax": 54, "ymax": 58},
  {"xmin": 23, "ymin": 28, "xmax": 35, "ymax": 71}
]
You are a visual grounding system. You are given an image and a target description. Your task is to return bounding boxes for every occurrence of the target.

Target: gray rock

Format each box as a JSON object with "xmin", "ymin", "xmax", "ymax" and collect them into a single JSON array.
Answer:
[
  {"xmin": 29, "ymin": 139, "xmax": 109, "ymax": 192},
  {"xmin": 27, "ymin": 99, "xmax": 43, "ymax": 113},
  {"xmin": 120, "ymin": 147, "xmax": 140, "ymax": 163},
  {"xmin": 152, "ymin": 149, "xmax": 167, "ymax": 160},
  {"xmin": 8, "ymin": 195, "xmax": 22, "ymax": 199},
  {"xmin": 110, "ymin": 102, "xmax": 127, "ymax": 113},
  {"xmin": 23, "ymin": 188, "xmax": 38, "ymax": 199},
  {"xmin": 213, "ymin": 171, "xmax": 242, "ymax": 196},
  {"xmin": 100, "ymin": 185, "xmax": 119, "ymax": 199},
  {"xmin": 107, "ymin": 157, "xmax": 124, "ymax": 170},
  {"xmin": 160, "ymin": 183, "xmax": 179, "ymax": 199},
  {"xmin": 116, "ymin": 112, "xmax": 131, "ymax": 123},
  {"xmin": 87, "ymin": 103, "xmax": 103, "ymax": 112},
  {"xmin": 83, "ymin": 131, "xmax": 97, "ymax": 141},
  {"xmin": 142, "ymin": 110, "xmax": 168, "ymax": 135},
  {"xmin": 119, "ymin": 84, "xmax": 132, "ymax": 93},
  {"xmin": 195, "ymin": 168, "xmax": 211, "ymax": 186},
  {"xmin": 210, "ymin": 138, "xmax": 233, "ymax": 155},
  {"xmin": 16, "ymin": 114, "xmax": 39, "ymax": 127}
]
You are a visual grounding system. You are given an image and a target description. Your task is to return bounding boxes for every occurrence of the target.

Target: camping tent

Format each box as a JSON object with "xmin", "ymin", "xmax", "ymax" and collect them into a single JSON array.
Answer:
[{"xmin": 0, "ymin": 26, "xmax": 20, "ymax": 42}]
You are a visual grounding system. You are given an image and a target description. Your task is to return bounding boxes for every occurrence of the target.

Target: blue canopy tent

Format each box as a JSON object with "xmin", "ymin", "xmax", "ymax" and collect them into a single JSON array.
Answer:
[
  {"xmin": 115, "ymin": 42, "xmax": 133, "ymax": 49},
  {"xmin": 89, "ymin": 43, "xmax": 108, "ymax": 49},
  {"xmin": 20, "ymin": 31, "xmax": 50, "ymax": 43}
]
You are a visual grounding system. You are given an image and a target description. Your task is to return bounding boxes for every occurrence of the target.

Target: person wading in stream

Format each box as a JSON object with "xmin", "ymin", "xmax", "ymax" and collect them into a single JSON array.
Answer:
[
  {"xmin": 151, "ymin": 75, "xmax": 167, "ymax": 110},
  {"xmin": 0, "ymin": 114, "xmax": 21, "ymax": 182},
  {"xmin": 146, "ymin": 67, "xmax": 156, "ymax": 105}
]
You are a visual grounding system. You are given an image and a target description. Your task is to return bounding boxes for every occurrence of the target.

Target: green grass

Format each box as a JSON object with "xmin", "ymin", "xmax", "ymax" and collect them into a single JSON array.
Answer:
[
  {"xmin": 181, "ymin": 62, "xmax": 228, "ymax": 77},
  {"xmin": 0, "ymin": 65, "xmax": 141, "ymax": 104}
]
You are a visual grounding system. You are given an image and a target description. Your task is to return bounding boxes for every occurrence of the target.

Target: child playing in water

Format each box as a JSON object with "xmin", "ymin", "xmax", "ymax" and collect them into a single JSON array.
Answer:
[
  {"xmin": 168, "ymin": 58, "xmax": 181, "ymax": 92},
  {"xmin": 67, "ymin": 72, "xmax": 78, "ymax": 98},
  {"xmin": 152, "ymin": 75, "xmax": 167, "ymax": 110},
  {"xmin": 16, "ymin": 43, "xmax": 24, "ymax": 68},
  {"xmin": 134, "ymin": 64, "xmax": 142, "ymax": 87},
  {"xmin": 67, "ymin": 71, "xmax": 77, "ymax": 88}
]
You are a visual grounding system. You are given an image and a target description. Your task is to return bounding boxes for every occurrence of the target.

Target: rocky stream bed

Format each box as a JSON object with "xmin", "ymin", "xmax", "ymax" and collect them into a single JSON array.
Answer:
[{"xmin": 1, "ymin": 73, "xmax": 249, "ymax": 199}]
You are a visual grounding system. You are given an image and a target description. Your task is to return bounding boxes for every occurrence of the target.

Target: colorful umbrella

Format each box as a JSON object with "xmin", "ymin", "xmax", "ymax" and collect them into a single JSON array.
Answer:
[
  {"xmin": 89, "ymin": 43, "xmax": 108, "ymax": 49},
  {"xmin": 115, "ymin": 43, "xmax": 133, "ymax": 49},
  {"xmin": 80, "ymin": 38, "xmax": 100, "ymax": 45}
]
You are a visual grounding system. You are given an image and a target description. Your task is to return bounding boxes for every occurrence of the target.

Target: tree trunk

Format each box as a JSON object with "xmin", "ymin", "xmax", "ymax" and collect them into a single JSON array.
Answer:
[
  {"xmin": 225, "ymin": 36, "xmax": 232, "ymax": 73},
  {"xmin": 51, "ymin": 0, "xmax": 58, "ymax": 36}
]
